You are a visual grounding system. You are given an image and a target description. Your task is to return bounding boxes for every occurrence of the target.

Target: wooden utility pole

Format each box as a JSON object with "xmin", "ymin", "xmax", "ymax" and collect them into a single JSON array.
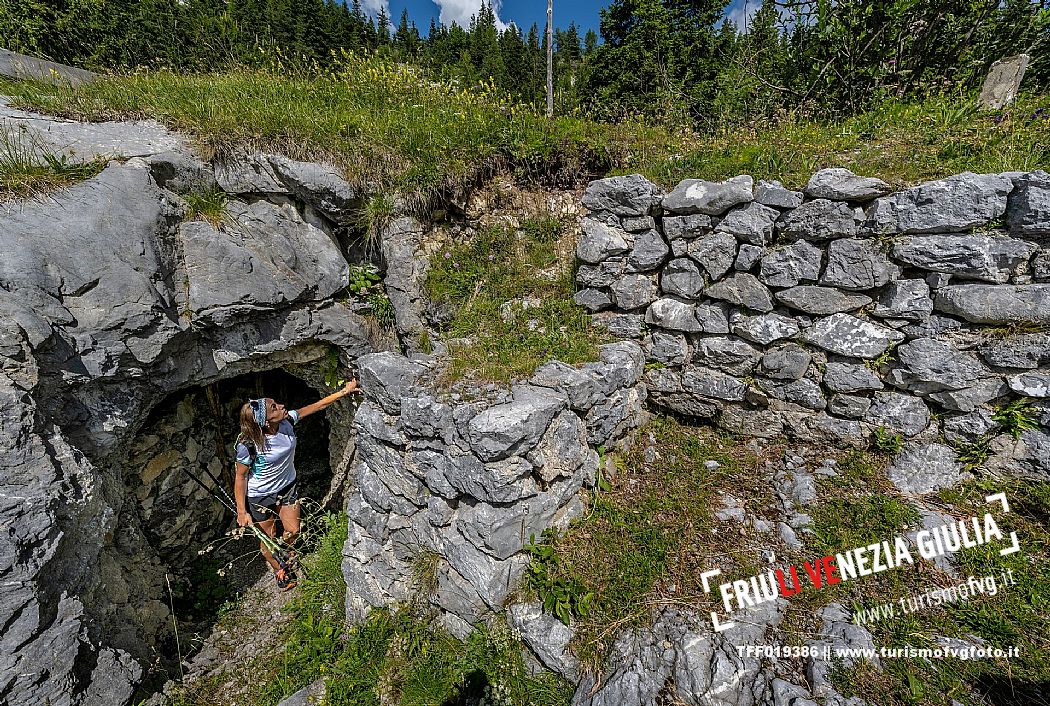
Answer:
[{"xmin": 546, "ymin": 0, "xmax": 553, "ymax": 117}]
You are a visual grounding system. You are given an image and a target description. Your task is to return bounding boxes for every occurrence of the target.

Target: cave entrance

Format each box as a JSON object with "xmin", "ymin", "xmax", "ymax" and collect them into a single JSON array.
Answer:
[{"xmin": 125, "ymin": 367, "xmax": 337, "ymax": 676}]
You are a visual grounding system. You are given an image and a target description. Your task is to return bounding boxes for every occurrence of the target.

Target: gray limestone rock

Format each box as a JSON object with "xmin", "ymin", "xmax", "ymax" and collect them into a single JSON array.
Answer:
[
  {"xmin": 935, "ymin": 284, "xmax": 1050, "ymax": 324},
  {"xmin": 530, "ymin": 360, "xmax": 604, "ymax": 412},
  {"xmin": 508, "ymin": 602, "xmax": 578, "ymax": 678},
  {"xmin": 662, "ymin": 213, "xmax": 713, "ymax": 240},
  {"xmin": 865, "ymin": 392, "xmax": 931, "ymax": 436},
  {"xmin": 577, "ymin": 217, "xmax": 631, "ymax": 264},
  {"xmin": 647, "ymin": 332, "xmax": 689, "ymax": 366},
  {"xmin": 622, "ymin": 215, "xmax": 656, "ymax": 232},
  {"xmin": 927, "ymin": 376, "xmax": 1008, "ymax": 413},
  {"xmin": 577, "ymin": 258, "xmax": 627, "ymax": 289},
  {"xmin": 1008, "ymin": 372, "xmax": 1050, "ymax": 397},
  {"xmin": 705, "ymin": 274, "xmax": 774, "ymax": 312},
  {"xmin": 693, "ymin": 337, "xmax": 762, "ymax": 376},
  {"xmin": 759, "ymin": 241, "xmax": 822, "ymax": 288},
  {"xmin": 804, "ymin": 313, "xmax": 905, "ymax": 358},
  {"xmin": 275, "ymin": 678, "xmax": 326, "ymax": 706},
  {"xmin": 1034, "ymin": 250, "xmax": 1050, "ymax": 282},
  {"xmin": 734, "ymin": 244, "xmax": 763, "ymax": 271},
  {"xmin": 682, "ymin": 366, "xmax": 748, "ymax": 401},
  {"xmin": 828, "ymin": 394, "xmax": 872, "ymax": 419},
  {"xmin": 215, "ymin": 151, "xmax": 288, "ymax": 193},
  {"xmin": 582, "ymin": 174, "xmax": 663, "ymax": 217},
  {"xmin": 662, "ymin": 175, "xmax": 754, "ymax": 215},
  {"xmin": 821, "ymin": 238, "xmax": 900, "ymax": 290},
  {"xmin": 611, "ymin": 273, "xmax": 659, "ymax": 311},
  {"xmin": 763, "ymin": 377, "xmax": 826, "ymax": 410},
  {"xmin": 646, "ymin": 298, "xmax": 703, "ymax": 332},
  {"xmin": 695, "ymin": 302, "xmax": 732, "ymax": 333},
  {"xmin": 627, "ymin": 229, "xmax": 670, "ymax": 272},
  {"xmin": 714, "ymin": 201, "xmax": 779, "ymax": 245},
  {"xmin": 807, "ymin": 604, "xmax": 881, "ymax": 698},
  {"xmin": 775, "ymin": 286, "xmax": 872, "ymax": 315},
  {"xmin": 822, "ymin": 362, "xmax": 883, "ymax": 392},
  {"xmin": 872, "ymin": 279, "xmax": 933, "ymax": 320},
  {"xmin": 660, "ymin": 258, "xmax": 705, "ymax": 300},
  {"xmin": 464, "ymin": 386, "xmax": 567, "ymax": 461},
  {"xmin": 942, "ymin": 408, "xmax": 1000, "ymax": 444},
  {"xmin": 573, "ymin": 288, "xmax": 613, "ymax": 312},
  {"xmin": 268, "ymin": 154, "xmax": 362, "ymax": 223},
  {"xmin": 887, "ymin": 443, "xmax": 967, "ymax": 494},
  {"xmin": 887, "ymin": 338, "xmax": 988, "ymax": 393},
  {"xmin": 892, "ymin": 235, "xmax": 1037, "ymax": 283},
  {"xmin": 870, "ymin": 172, "xmax": 1013, "ymax": 234},
  {"xmin": 400, "ymin": 397, "xmax": 454, "ymax": 440},
  {"xmin": 806, "ymin": 168, "xmax": 891, "ymax": 201},
  {"xmin": 687, "ymin": 232, "xmax": 738, "ymax": 280},
  {"xmin": 759, "ymin": 344, "xmax": 811, "ymax": 381},
  {"xmin": 590, "ymin": 312, "xmax": 646, "ymax": 339},
  {"xmin": 730, "ymin": 312, "xmax": 800, "ymax": 345},
  {"xmin": 755, "ymin": 179, "xmax": 804, "ymax": 208},
  {"xmin": 1006, "ymin": 170, "xmax": 1050, "ymax": 236},
  {"xmin": 979, "ymin": 333, "xmax": 1050, "ymax": 369},
  {"xmin": 585, "ymin": 386, "xmax": 647, "ymax": 447},
  {"xmin": 182, "ymin": 199, "xmax": 351, "ymax": 326},
  {"xmin": 778, "ymin": 199, "xmax": 862, "ymax": 241},
  {"xmin": 358, "ymin": 352, "xmax": 427, "ymax": 415}
]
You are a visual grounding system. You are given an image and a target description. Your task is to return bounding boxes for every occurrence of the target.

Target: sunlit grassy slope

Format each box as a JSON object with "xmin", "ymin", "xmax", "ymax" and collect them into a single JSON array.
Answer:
[{"xmin": 2, "ymin": 53, "xmax": 1048, "ymax": 204}]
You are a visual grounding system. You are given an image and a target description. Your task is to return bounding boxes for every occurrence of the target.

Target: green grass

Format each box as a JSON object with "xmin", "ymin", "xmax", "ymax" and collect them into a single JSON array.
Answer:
[
  {"xmin": 168, "ymin": 512, "xmax": 572, "ymax": 706},
  {"xmin": 0, "ymin": 128, "xmax": 105, "ymax": 198},
  {"xmin": 2, "ymin": 57, "xmax": 1047, "ymax": 205},
  {"xmin": 424, "ymin": 215, "xmax": 608, "ymax": 385},
  {"xmin": 180, "ymin": 184, "xmax": 229, "ymax": 225},
  {"xmin": 528, "ymin": 417, "xmax": 774, "ymax": 673}
]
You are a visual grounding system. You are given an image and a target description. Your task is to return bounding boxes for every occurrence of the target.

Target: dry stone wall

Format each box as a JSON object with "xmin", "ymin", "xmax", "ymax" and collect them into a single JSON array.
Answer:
[
  {"xmin": 575, "ymin": 169, "xmax": 1050, "ymax": 489},
  {"xmin": 341, "ymin": 343, "xmax": 648, "ymax": 639}
]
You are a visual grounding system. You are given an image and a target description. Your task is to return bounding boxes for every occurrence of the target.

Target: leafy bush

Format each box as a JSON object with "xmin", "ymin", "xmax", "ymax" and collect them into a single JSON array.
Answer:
[{"xmin": 954, "ymin": 436, "xmax": 992, "ymax": 471}]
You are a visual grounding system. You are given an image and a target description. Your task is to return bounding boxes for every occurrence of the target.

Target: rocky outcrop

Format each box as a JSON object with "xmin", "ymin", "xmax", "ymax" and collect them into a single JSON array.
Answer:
[
  {"xmin": 577, "ymin": 170, "xmax": 1050, "ymax": 460},
  {"xmin": 1, "ymin": 103, "xmax": 379, "ymax": 705}
]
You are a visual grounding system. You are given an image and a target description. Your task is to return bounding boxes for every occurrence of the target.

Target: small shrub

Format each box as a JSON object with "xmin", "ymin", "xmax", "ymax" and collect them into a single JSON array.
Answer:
[
  {"xmin": 864, "ymin": 347, "xmax": 895, "ymax": 372},
  {"xmin": 367, "ymin": 292, "xmax": 397, "ymax": 331},
  {"xmin": 993, "ymin": 398, "xmax": 1040, "ymax": 439},
  {"xmin": 871, "ymin": 425, "xmax": 903, "ymax": 454},
  {"xmin": 356, "ymin": 193, "xmax": 396, "ymax": 256}
]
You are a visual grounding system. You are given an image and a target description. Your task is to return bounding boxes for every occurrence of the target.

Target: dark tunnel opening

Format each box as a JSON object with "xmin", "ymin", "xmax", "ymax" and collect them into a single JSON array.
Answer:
[{"xmin": 123, "ymin": 367, "xmax": 336, "ymax": 691}]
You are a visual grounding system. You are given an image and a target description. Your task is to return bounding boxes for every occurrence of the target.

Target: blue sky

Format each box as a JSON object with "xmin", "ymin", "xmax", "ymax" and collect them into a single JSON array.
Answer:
[{"xmin": 369, "ymin": 0, "xmax": 759, "ymax": 38}]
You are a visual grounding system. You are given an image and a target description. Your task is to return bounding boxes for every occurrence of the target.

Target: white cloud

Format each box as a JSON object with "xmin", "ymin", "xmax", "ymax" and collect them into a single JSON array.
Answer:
[
  {"xmin": 359, "ymin": 0, "xmax": 392, "ymax": 21},
  {"xmin": 432, "ymin": 0, "xmax": 509, "ymax": 31},
  {"xmin": 727, "ymin": 0, "xmax": 760, "ymax": 31}
]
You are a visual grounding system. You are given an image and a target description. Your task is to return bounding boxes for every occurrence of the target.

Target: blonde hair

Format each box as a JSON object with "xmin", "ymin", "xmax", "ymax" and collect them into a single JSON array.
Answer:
[{"xmin": 238, "ymin": 401, "xmax": 265, "ymax": 453}]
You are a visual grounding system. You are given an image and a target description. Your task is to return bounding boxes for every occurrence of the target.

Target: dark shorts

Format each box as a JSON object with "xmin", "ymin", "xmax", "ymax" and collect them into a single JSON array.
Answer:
[{"xmin": 247, "ymin": 481, "xmax": 299, "ymax": 522}]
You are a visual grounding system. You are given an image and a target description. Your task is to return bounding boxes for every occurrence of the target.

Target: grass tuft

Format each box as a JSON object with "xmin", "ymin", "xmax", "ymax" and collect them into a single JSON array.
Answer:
[
  {"xmin": 0, "ymin": 128, "xmax": 104, "ymax": 198},
  {"xmin": 180, "ymin": 184, "xmax": 229, "ymax": 226}
]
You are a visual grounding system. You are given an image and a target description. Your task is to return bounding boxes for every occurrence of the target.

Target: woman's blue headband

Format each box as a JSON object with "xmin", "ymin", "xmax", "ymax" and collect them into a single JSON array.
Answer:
[{"xmin": 249, "ymin": 398, "xmax": 267, "ymax": 428}]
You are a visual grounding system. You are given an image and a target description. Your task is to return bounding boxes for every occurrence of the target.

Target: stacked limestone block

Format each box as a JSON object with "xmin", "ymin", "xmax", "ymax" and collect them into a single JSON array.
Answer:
[
  {"xmin": 342, "ymin": 343, "xmax": 647, "ymax": 638},
  {"xmin": 575, "ymin": 169, "xmax": 1050, "ymax": 485}
]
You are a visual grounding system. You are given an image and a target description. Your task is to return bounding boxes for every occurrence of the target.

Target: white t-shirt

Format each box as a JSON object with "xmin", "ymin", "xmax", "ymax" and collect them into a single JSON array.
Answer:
[{"xmin": 236, "ymin": 410, "xmax": 300, "ymax": 496}]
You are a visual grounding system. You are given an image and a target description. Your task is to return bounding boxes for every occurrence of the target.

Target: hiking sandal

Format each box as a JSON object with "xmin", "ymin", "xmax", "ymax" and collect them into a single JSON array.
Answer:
[{"xmin": 275, "ymin": 568, "xmax": 297, "ymax": 591}]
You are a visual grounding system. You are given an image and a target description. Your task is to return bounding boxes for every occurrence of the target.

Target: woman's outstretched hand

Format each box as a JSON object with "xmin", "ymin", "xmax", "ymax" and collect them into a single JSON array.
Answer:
[
  {"xmin": 237, "ymin": 511, "xmax": 253, "ymax": 527},
  {"xmin": 341, "ymin": 379, "xmax": 360, "ymax": 396}
]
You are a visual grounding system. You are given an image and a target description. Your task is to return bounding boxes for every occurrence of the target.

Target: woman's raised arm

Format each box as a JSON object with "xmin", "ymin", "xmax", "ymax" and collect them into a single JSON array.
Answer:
[{"xmin": 295, "ymin": 379, "xmax": 359, "ymax": 420}]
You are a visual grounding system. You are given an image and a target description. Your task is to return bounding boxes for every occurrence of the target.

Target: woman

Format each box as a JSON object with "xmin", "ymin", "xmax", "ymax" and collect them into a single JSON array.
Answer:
[{"xmin": 234, "ymin": 380, "xmax": 359, "ymax": 590}]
